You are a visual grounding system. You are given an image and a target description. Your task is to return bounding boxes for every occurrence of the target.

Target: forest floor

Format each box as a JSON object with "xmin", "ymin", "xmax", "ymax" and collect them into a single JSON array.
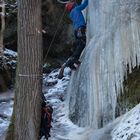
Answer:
[
  {"xmin": 0, "ymin": 68, "xmax": 92, "ymax": 140},
  {"xmin": 0, "ymin": 90, "xmax": 13, "ymax": 140},
  {"xmin": 1, "ymin": 68, "xmax": 140, "ymax": 140},
  {"xmin": 42, "ymin": 68, "xmax": 92, "ymax": 140}
]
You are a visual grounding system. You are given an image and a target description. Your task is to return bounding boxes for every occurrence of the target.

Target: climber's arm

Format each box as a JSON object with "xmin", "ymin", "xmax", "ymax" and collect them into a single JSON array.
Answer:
[{"xmin": 76, "ymin": 0, "xmax": 88, "ymax": 11}]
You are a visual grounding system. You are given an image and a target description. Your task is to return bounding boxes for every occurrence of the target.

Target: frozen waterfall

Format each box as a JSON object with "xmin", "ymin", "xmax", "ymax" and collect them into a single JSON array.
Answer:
[{"xmin": 67, "ymin": 0, "xmax": 140, "ymax": 129}]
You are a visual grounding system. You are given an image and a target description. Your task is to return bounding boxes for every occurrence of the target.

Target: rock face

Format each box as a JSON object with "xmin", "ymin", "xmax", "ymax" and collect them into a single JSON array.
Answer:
[
  {"xmin": 5, "ymin": 0, "xmax": 74, "ymax": 61},
  {"xmin": 42, "ymin": 0, "xmax": 74, "ymax": 60},
  {"xmin": 4, "ymin": 0, "xmax": 17, "ymax": 51},
  {"xmin": 116, "ymin": 67, "xmax": 140, "ymax": 117},
  {"xmin": 68, "ymin": 0, "xmax": 140, "ymax": 129}
]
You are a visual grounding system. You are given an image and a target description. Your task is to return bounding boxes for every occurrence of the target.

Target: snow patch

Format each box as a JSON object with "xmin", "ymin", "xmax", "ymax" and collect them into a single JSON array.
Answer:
[
  {"xmin": 42, "ymin": 69, "xmax": 93, "ymax": 140},
  {"xmin": 4, "ymin": 49, "xmax": 17, "ymax": 57},
  {"xmin": 112, "ymin": 104, "xmax": 140, "ymax": 140}
]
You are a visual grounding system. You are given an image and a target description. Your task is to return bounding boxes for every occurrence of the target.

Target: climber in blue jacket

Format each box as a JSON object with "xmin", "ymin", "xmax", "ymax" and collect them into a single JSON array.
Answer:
[
  {"xmin": 67, "ymin": 0, "xmax": 88, "ymax": 31},
  {"xmin": 66, "ymin": 0, "xmax": 88, "ymax": 66},
  {"xmin": 58, "ymin": 0, "xmax": 88, "ymax": 79}
]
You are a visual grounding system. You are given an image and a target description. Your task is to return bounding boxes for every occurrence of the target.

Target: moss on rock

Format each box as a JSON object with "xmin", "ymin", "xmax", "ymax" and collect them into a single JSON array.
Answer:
[{"xmin": 116, "ymin": 67, "xmax": 140, "ymax": 117}]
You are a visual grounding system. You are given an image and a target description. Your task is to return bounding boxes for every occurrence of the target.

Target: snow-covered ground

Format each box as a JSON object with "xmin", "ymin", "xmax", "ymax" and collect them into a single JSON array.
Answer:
[
  {"xmin": 0, "ymin": 48, "xmax": 17, "ymax": 70},
  {"xmin": 0, "ymin": 69, "xmax": 140, "ymax": 140},
  {"xmin": 4, "ymin": 49, "xmax": 17, "ymax": 58},
  {"xmin": 0, "ymin": 66, "xmax": 92, "ymax": 140},
  {"xmin": 42, "ymin": 68, "xmax": 140, "ymax": 140},
  {"xmin": 43, "ymin": 68, "xmax": 93, "ymax": 140},
  {"xmin": 0, "ymin": 94, "xmax": 13, "ymax": 140},
  {"xmin": 0, "ymin": 48, "xmax": 140, "ymax": 140},
  {"xmin": 0, "ymin": 49, "xmax": 16, "ymax": 140},
  {"xmin": 112, "ymin": 104, "xmax": 140, "ymax": 140},
  {"xmin": 0, "ymin": 67, "xmax": 140, "ymax": 140}
]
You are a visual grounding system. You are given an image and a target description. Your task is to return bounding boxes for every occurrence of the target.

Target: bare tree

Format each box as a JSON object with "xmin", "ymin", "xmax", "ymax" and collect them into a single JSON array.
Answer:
[
  {"xmin": 6, "ymin": 0, "xmax": 42, "ymax": 139},
  {"xmin": 0, "ymin": 0, "xmax": 5, "ymax": 55}
]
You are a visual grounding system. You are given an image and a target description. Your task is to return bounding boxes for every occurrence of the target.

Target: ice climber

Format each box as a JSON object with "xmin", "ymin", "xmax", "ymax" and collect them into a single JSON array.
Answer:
[{"xmin": 58, "ymin": 0, "xmax": 88, "ymax": 79}]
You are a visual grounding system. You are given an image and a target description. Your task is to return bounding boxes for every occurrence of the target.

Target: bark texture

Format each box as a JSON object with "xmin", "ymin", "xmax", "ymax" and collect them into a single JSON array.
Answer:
[
  {"xmin": 0, "ymin": 0, "xmax": 5, "ymax": 54},
  {"xmin": 13, "ymin": 0, "xmax": 42, "ymax": 139}
]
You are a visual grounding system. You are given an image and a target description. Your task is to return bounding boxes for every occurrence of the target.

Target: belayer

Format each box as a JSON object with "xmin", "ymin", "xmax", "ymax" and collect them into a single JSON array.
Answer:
[
  {"xmin": 40, "ymin": 94, "xmax": 53, "ymax": 139},
  {"xmin": 58, "ymin": 0, "xmax": 88, "ymax": 79}
]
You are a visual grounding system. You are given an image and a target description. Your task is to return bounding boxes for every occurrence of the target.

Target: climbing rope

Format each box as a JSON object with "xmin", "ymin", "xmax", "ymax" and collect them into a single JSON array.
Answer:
[
  {"xmin": 43, "ymin": 0, "xmax": 82, "ymax": 63},
  {"xmin": 43, "ymin": 8, "xmax": 66, "ymax": 63}
]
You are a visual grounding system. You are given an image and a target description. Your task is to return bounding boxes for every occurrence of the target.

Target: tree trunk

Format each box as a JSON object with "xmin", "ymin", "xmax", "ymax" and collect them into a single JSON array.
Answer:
[
  {"xmin": 7, "ymin": 0, "xmax": 42, "ymax": 139},
  {"xmin": 0, "ymin": 0, "xmax": 5, "ymax": 55}
]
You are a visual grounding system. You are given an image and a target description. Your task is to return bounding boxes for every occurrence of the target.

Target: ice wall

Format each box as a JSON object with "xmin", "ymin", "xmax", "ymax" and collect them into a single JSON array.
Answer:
[{"xmin": 68, "ymin": 0, "xmax": 140, "ymax": 129}]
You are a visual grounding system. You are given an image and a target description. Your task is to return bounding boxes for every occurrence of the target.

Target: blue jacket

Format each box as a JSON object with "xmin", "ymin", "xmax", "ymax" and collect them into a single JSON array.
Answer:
[{"xmin": 70, "ymin": 0, "xmax": 88, "ymax": 30}]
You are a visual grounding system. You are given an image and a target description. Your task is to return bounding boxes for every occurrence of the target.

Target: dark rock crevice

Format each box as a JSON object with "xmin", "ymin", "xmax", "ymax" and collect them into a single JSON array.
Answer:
[{"xmin": 116, "ymin": 66, "xmax": 140, "ymax": 117}]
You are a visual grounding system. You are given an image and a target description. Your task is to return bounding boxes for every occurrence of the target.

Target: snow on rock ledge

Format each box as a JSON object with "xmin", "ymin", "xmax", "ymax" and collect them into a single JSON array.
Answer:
[
  {"xmin": 112, "ymin": 103, "xmax": 140, "ymax": 140},
  {"xmin": 90, "ymin": 104, "xmax": 140, "ymax": 140}
]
